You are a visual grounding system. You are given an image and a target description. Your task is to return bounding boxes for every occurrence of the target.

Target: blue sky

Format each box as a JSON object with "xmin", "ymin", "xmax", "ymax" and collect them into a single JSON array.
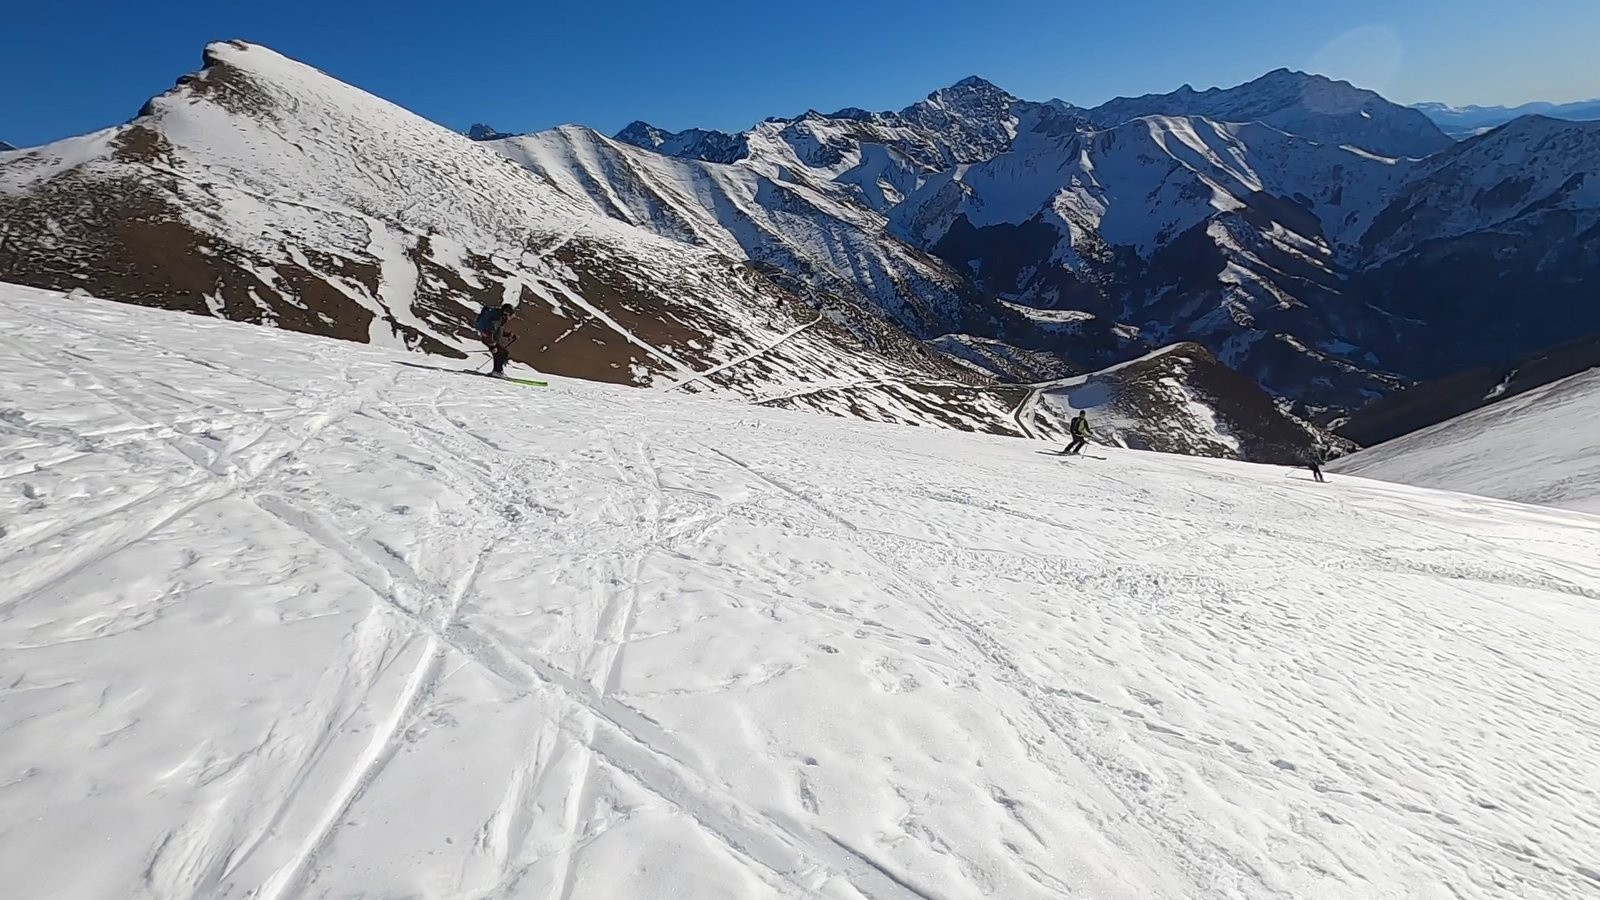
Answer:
[{"xmin": 4, "ymin": 0, "xmax": 1599, "ymax": 148}]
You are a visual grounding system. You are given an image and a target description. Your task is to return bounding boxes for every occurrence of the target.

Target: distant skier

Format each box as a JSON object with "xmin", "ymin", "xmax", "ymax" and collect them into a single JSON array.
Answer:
[
  {"xmin": 1061, "ymin": 411, "xmax": 1093, "ymax": 456},
  {"xmin": 475, "ymin": 302, "xmax": 517, "ymax": 377},
  {"xmin": 1305, "ymin": 445, "xmax": 1327, "ymax": 483}
]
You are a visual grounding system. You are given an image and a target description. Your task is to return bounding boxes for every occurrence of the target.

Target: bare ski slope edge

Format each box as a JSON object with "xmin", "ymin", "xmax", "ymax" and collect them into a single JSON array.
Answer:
[{"xmin": 2, "ymin": 283, "xmax": 1599, "ymax": 899}]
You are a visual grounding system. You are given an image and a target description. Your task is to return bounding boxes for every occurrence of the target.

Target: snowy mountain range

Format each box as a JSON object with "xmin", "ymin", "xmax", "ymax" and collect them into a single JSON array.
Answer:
[
  {"xmin": 609, "ymin": 71, "xmax": 1599, "ymax": 418},
  {"xmin": 3, "ymin": 41, "xmax": 1597, "ymax": 459},
  {"xmin": 0, "ymin": 42, "xmax": 1331, "ymax": 461},
  {"xmin": 1416, "ymin": 97, "xmax": 1600, "ymax": 137}
]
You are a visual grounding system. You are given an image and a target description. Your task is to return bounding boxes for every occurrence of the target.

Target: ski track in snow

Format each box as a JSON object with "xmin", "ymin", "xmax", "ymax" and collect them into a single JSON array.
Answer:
[{"xmin": 3, "ymin": 283, "xmax": 1600, "ymax": 899}]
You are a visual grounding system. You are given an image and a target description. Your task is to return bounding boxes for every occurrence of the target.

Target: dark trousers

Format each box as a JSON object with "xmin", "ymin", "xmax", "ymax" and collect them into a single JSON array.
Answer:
[
  {"xmin": 1309, "ymin": 462, "xmax": 1325, "ymax": 483},
  {"xmin": 482, "ymin": 333, "xmax": 511, "ymax": 375},
  {"xmin": 1064, "ymin": 436, "xmax": 1088, "ymax": 455}
]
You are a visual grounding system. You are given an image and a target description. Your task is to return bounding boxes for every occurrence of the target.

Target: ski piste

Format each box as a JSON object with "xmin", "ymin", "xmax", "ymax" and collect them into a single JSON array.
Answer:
[
  {"xmin": 9, "ymin": 283, "xmax": 1600, "ymax": 900},
  {"xmin": 396, "ymin": 360, "xmax": 546, "ymax": 386}
]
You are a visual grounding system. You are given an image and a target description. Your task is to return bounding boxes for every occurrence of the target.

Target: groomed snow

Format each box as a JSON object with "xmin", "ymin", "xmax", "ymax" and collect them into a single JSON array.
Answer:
[
  {"xmin": 3, "ymin": 284, "xmax": 1600, "ymax": 899},
  {"xmin": 1333, "ymin": 368, "xmax": 1600, "ymax": 515}
]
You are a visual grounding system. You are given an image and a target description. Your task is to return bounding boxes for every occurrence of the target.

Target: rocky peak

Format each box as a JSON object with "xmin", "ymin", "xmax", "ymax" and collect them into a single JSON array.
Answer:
[
  {"xmin": 612, "ymin": 121, "xmax": 748, "ymax": 164},
  {"xmin": 895, "ymin": 75, "xmax": 1023, "ymax": 164},
  {"xmin": 913, "ymin": 75, "xmax": 1017, "ymax": 115},
  {"xmin": 466, "ymin": 123, "xmax": 517, "ymax": 141},
  {"xmin": 614, "ymin": 120, "xmax": 668, "ymax": 147}
]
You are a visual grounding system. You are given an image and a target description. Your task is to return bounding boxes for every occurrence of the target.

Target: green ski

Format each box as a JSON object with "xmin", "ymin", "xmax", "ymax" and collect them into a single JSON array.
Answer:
[{"xmin": 468, "ymin": 370, "xmax": 547, "ymax": 387}]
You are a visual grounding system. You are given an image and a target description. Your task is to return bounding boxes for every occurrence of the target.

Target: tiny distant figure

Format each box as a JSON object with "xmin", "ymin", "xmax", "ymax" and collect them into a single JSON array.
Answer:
[
  {"xmin": 475, "ymin": 302, "xmax": 517, "ymax": 377},
  {"xmin": 1061, "ymin": 411, "xmax": 1093, "ymax": 456},
  {"xmin": 1306, "ymin": 446, "xmax": 1327, "ymax": 483}
]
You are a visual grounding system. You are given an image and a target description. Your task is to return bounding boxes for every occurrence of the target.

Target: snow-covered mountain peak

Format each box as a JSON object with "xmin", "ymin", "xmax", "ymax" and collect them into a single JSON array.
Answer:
[
  {"xmin": 614, "ymin": 119, "xmax": 665, "ymax": 143},
  {"xmin": 1088, "ymin": 68, "xmax": 1452, "ymax": 158}
]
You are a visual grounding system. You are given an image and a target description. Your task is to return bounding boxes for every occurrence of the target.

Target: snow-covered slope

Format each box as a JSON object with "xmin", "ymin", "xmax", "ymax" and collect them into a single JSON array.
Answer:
[
  {"xmin": 486, "ymin": 124, "xmax": 998, "ymax": 341},
  {"xmin": 898, "ymin": 113, "xmax": 1411, "ymax": 255},
  {"xmin": 6, "ymin": 284, "xmax": 1600, "ymax": 900},
  {"xmin": 1333, "ymin": 367, "xmax": 1600, "ymax": 513},
  {"xmin": 1089, "ymin": 69, "xmax": 1454, "ymax": 159}
]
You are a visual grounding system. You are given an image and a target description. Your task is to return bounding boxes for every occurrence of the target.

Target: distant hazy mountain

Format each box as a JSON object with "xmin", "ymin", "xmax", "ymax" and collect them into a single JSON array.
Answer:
[
  {"xmin": 1086, "ymin": 68, "xmax": 1454, "ymax": 158},
  {"xmin": 1415, "ymin": 98, "xmax": 1600, "ymax": 137}
]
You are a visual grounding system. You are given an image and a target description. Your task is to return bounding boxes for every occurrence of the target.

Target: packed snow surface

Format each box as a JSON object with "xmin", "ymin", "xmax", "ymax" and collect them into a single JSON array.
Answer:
[
  {"xmin": 3, "ymin": 284, "xmax": 1600, "ymax": 899},
  {"xmin": 1334, "ymin": 368, "xmax": 1600, "ymax": 515}
]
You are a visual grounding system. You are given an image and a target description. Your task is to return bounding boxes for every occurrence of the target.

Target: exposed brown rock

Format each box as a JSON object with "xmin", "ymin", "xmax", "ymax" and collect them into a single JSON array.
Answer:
[{"xmin": 111, "ymin": 127, "xmax": 173, "ymax": 166}]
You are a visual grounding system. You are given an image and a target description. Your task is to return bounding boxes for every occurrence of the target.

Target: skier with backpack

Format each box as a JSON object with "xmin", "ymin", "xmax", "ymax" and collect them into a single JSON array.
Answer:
[
  {"xmin": 475, "ymin": 302, "xmax": 517, "ymax": 377},
  {"xmin": 1061, "ymin": 411, "xmax": 1093, "ymax": 456}
]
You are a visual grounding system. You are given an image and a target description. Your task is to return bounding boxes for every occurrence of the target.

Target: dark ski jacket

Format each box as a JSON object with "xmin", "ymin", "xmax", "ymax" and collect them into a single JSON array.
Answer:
[{"xmin": 479, "ymin": 308, "xmax": 510, "ymax": 348}]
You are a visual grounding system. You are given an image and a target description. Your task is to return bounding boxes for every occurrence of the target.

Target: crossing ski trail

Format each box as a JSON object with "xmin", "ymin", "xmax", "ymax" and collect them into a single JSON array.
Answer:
[{"xmin": 4, "ymin": 283, "xmax": 1600, "ymax": 900}]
